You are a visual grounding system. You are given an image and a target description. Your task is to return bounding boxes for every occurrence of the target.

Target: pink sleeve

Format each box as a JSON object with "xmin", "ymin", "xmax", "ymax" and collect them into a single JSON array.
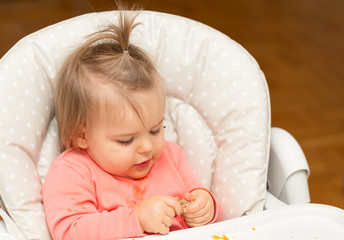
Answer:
[
  {"xmin": 42, "ymin": 158, "xmax": 144, "ymax": 240},
  {"xmin": 168, "ymin": 142, "xmax": 224, "ymax": 223}
]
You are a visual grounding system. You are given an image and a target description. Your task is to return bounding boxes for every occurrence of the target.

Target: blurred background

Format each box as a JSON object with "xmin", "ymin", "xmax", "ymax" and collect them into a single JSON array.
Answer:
[{"xmin": 0, "ymin": 0, "xmax": 343, "ymax": 209}]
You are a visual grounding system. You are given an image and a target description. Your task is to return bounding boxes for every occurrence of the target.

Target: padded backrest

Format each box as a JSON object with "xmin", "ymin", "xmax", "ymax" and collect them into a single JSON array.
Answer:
[{"xmin": 0, "ymin": 11, "xmax": 270, "ymax": 239}]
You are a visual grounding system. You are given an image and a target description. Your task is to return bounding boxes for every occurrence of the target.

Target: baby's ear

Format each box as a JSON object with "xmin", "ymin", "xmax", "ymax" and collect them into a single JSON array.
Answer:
[{"xmin": 76, "ymin": 127, "xmax": 88, "ymax": 149}]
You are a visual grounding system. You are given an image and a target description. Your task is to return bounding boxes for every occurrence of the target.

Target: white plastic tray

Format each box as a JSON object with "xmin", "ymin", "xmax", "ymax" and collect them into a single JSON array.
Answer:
[{"xmin": 127, "ymin": 204, "xmax": 344, "ymax": 240}]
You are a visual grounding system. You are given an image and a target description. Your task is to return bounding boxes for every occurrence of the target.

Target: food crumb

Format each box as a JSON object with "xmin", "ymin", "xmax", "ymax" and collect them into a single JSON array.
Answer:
[
  {"xmin": 212, "ymin": 234, "xmax": 229, "ymax": 240},
  {"xmin": 180, "ymin": 199, "xmax": 192, "ymax": 211}
]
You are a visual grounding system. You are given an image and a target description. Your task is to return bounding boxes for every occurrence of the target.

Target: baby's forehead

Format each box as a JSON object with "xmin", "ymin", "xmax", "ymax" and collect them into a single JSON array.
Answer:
[{"xmin": 93, "ymin": 85, "xmax": 165, "ymax": 125}]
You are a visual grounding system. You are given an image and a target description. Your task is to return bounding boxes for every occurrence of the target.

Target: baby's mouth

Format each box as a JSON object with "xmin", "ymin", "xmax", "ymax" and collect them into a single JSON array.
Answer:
[{"xmin": 134, "ymin": 159, "xmax": 151, "ymax": 168}]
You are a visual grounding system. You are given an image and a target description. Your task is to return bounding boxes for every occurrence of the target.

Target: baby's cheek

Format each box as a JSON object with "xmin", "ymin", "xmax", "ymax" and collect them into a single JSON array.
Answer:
[{"xmin": 154, "ymin": 140, "xmax": 165, "ymax": 159}]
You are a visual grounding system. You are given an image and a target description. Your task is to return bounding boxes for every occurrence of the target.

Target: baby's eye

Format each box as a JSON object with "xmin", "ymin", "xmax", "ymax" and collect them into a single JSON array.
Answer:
[
  {"xmin": 117, "ymin": 138, "xmax": 134, "ymax": 145},
  {"xmin": 150, "ymin": 126, "xmax": 164, "ymax": 135}
]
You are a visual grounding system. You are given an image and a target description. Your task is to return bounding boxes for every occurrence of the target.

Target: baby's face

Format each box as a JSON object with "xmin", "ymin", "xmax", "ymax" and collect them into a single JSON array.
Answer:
[{"xmin": 82, "ymin": 88, "xmax": 165, "ymax": 179}]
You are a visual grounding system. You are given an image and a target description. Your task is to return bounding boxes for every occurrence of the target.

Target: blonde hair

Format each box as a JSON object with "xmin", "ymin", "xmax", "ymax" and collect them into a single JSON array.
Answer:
[{"xmin": 56, "ymin": 9, "xmax": 163, "ymax": 151}]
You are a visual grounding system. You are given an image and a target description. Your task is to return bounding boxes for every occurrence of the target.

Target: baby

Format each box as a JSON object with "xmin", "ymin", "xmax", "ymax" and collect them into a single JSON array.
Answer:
[{"xmin": 42, "ymin": 7, "xmax": 223, "ymax": 240}]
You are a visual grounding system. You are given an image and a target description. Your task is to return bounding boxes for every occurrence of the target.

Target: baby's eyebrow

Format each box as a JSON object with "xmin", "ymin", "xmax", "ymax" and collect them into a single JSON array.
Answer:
[
  {"xmin": 109, "ymin": 117, "xmax": 165, "ymax": 138},
  {"xmin": 109, "ymin": 133, "xmax": 134, "ymax": 139},
  {"xmin": 149, "ymin": 117, "xmax": 165, "ymax": 129},
  {"xmin": 153, "ymin": 117, "xmax": 165, "ymax": 127}
]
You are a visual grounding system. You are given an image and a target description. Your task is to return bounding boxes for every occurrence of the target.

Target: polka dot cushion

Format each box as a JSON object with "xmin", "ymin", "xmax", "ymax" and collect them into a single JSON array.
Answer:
[
  {"xmin": 164, "ymin": 97, "xmax": 218, "ymax": 190},
  {"xmin": 0, "ymin": 11, "xmax": 270, "ymax": 239}
]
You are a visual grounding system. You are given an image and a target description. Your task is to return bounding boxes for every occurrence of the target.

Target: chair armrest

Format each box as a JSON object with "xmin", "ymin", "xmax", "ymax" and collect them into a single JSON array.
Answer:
[
  {"xmin": 264, "ymin": 191, "xmax": 287, "ymax": 210},
  {"xmin": 268, "ymin": 127, "xmax": 310, "ymax": 203},
  {"xmin": 279, "ymin": 169, "xmax": 310, "ymax": 204}
]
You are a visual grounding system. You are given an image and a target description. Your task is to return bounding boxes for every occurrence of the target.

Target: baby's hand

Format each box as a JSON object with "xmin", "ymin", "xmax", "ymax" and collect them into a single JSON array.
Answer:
[
  {"xmin": 137, "ymin": 196, "xmax": 182, "ymax": 234},
  {"xmin": 182, "ymin": 189, "xmax": 215, "ymax": 227}
]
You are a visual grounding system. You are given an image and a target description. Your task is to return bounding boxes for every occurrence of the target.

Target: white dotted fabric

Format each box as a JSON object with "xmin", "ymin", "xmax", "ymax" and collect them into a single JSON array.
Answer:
[
  {"xmin": 164, "ymin": 97, "xmax": 218, "ymax": 190},
  {"xmin": 0, "ymin": 11, "xmax": 270, "ymax": 239}
]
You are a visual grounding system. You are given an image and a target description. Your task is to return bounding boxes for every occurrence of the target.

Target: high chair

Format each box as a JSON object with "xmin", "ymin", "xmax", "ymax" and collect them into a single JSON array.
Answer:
[{"xmin": 1, "ymin": 10, "xmax": 341, "ymax": 240}]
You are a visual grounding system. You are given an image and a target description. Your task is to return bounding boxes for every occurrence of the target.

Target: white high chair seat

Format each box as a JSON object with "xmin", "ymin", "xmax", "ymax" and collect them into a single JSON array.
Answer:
[{"xmin": 0, "ymin": 11, "xmax": 309, "ymax": 239}]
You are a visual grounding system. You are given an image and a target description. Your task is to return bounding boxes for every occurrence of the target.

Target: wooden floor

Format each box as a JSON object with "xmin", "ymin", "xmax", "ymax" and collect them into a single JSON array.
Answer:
[{"xmin": 1, "ymin": 0, "xmax": 344, "ymax": 209}]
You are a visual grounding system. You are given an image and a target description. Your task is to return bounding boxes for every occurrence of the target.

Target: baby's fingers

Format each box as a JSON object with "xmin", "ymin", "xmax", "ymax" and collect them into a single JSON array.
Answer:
[
  {"xmin": 184, "ymin": 215, "xmax": 211, "ymax": 227},
  {"xmin": 184, "ymin": 192, "xmax": 196, "ymax": 202},
  {"xmin": 183, "ymin": 197, "xmax": 207, "ymax": 213},
  {"xmin": 183, "ymin": 207, "xmax": 214, "ymax": 227},
  {"xmin": 165, "ymin": 206, "xmax": 176, "ymax": 218},
  {"xmin": 155, "ymin": 223, "xmax": 170, "ymax": 235},
  {"xmin": 183, "ymin": 204, "xmax": 208, "ymax": 218},
  {"xmin": 164, "ymin": 197, "xmax": 183, "ymax": 216}
]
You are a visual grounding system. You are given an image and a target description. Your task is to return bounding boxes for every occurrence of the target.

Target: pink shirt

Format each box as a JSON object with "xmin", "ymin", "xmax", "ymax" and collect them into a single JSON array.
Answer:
[{"xmin": 43, "ymin": 141, "xmax": 223, "ymax": 239}]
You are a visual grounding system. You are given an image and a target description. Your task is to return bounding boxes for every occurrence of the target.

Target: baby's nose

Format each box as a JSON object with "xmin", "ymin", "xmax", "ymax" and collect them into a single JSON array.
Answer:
[{"xmin": 138, "ymin": 138, "xmax": 153, "ymax": 153}]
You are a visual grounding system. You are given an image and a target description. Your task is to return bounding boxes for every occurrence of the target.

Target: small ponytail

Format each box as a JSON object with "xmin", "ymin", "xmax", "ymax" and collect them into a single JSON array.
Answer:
[{"xmin": 114, "ymin": 5, "xmax": 141, "ymax": 53}]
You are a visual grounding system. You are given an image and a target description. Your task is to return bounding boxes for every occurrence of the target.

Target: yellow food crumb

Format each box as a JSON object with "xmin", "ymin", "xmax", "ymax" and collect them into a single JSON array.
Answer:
[
  {"xmin": 252, "ymin": 227, "xmax": 256, "ymax": 231},
  {"xmin": 212, "ymin": 234, "xmax": 229, "ymax": 240}
]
